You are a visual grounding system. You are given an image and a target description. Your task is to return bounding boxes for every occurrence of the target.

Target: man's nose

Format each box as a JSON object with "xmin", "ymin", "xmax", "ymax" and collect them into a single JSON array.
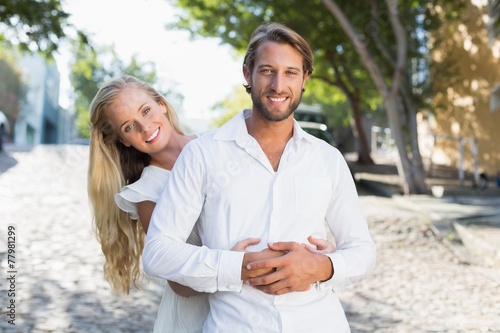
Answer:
[{"xmin": 271, "ymin": 74, "xmax": 285, "ymax": 93}]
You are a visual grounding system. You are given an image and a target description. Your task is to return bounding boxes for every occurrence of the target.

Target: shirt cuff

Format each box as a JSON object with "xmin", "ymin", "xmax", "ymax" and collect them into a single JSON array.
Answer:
[
  {"xmin": 217, "ymin": 250, "xmax": 245, "ymax": 292},
  {"xmin": 318, "ymin": 252, "xmax": 346, "ymax": 291}
]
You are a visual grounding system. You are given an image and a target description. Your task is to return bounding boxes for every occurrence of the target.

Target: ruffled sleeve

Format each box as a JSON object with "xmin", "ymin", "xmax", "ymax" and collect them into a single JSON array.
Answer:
[{"xmin": 115, "ymin": 166, "xmax": 170, "ymax": 220}]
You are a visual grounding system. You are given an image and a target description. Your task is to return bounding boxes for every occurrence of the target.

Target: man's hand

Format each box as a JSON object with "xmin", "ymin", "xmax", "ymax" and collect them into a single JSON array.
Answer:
[{"xmin": 244, "ymin": 241, "xmax": 334, "ymax": 295}]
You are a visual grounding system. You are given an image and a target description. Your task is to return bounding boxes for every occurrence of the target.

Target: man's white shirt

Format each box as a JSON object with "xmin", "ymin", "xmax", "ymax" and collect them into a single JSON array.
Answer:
[{"xmin": 143, "ymin": 109, "xmax": 376, "ymax": 332}]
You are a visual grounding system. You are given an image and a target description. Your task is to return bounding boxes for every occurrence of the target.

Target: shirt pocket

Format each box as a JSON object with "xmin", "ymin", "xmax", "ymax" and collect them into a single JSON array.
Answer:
[{"xmin": 295, "ymin": 177, "xmax": 332, "ymax": 221}]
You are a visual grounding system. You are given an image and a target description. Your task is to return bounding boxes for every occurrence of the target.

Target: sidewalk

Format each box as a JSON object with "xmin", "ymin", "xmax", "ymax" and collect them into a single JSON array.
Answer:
[
  {"xmin": 1, "ymin": 145, "xmax": 499, "ymax": 332},
  {"xmin": 347, "ymin": 153, "xmax": 500, "ymax": 270}
]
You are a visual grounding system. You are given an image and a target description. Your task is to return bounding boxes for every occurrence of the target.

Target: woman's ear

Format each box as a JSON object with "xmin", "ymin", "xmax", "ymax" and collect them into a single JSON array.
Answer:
[
  {"xmin": 118, "ymin": 137, "xmax": 131, "ymax": 147},
  {"xmin": 158, "ymin": 100, "xmax": 167, "ymax": 114}
]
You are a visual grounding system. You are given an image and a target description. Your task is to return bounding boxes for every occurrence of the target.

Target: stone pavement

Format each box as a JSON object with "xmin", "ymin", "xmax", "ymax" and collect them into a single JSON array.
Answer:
[
  {"xmin": 0, "ymin": 144, "xmax": 499, "ymax": 333},
  {"xmin": 348, "ymin": 155, "xmax": 500, "ymax": 271}
]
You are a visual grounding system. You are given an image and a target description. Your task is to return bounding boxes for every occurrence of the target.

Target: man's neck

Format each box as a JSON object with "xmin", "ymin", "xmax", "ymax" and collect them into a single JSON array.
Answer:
[
  {"xmin": 246, "ymin": 111, "xmax": 294, "ymax": 142},
  {"xmin": 245, "ymin": 112, "xmax": 294, "ymax": 171}
]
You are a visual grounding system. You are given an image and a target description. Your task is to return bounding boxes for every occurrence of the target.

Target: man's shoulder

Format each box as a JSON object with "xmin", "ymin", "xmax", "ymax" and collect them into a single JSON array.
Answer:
[
  {"xmin": 300, "ymin": 130, "xmax": 339, "ymax": 153},
  {"xmin": 194, "ymin": 128, "xmax": 217, "ymax": 141},
  {"xmin": 182, "ymin": 128, "xmax": 221, "ymax": 155},
  {"xmin": 191, "ymin": 111, "xmax": 246, "ymax": 145}
]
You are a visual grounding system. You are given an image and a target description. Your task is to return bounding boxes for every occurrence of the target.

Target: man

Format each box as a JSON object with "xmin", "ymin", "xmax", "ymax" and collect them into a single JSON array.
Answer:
[{"xmin": 143, "ymin": 22, "xmax": 376, "ymax": 332}]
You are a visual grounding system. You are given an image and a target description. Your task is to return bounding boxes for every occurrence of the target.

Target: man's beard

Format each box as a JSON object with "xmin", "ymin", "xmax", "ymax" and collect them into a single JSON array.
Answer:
[{"xmin": 251, "ymin": 90, "xmax": 302, "ymax": 122}]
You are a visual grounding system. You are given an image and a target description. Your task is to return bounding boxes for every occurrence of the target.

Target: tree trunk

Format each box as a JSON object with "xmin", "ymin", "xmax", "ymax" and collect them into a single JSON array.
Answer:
[
  {"xmin": 384, "ymin": 97, "xmax": 412, "ymax": 194},
  {"xmin": 402, "ymin": 93, "xmax": 429, "ymax": 194},
  {"xmin": 320, "ymin": 50, "xmax": 374, "ymax": 165},
  {"xmin": 348, "ymin": 93, "xmax": 374, "ymax": 164},
  {"xmin": 322, "ymin": 0, "xmax": 429, "ymax": 194}
]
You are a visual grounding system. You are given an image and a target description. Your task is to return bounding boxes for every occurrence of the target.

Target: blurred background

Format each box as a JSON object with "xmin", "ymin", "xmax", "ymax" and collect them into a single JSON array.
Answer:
[{"xmin": 0, "ymin": 0, "xmax": 499, "ymax": 194}]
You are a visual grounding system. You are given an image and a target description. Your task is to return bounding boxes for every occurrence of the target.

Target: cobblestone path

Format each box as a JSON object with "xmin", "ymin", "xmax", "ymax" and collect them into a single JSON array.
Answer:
[{"xmin": 0, "ymin": 145, "xmax": 498, "ymax": 332}]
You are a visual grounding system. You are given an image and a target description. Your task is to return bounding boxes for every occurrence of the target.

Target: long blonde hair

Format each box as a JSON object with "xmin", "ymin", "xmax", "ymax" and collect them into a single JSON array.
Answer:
[{"xmin": 88, "ymin": 75, "xmax": 183, "ymax": 294}]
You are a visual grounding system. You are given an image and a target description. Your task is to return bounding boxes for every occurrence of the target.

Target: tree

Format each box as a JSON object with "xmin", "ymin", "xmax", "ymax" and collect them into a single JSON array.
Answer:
[
  {"xmin": 321, "ymin": 0, "xmax": 429, "ymax": 194},
  {"xmin": 488, "ymin": 0, "xmax": 500, "ymax": 40},
  {"xmin": 0, "ymin": 0, "xmax": 74, "ymax": 54},
  {"xmin": 321, "ymin": 0, "xmax": 471, "ymax": 194}
]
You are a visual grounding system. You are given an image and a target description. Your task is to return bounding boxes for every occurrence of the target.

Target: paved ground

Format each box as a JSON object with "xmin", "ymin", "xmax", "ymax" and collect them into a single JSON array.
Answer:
[{"xmin": 0, "ymin": 145, "xmax": 499, "ymax": 332}]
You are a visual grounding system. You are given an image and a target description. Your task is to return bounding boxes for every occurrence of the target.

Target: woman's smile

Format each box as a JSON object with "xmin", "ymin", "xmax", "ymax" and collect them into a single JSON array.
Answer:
[{"xmin": 146, "ymin": 127, "xmax": 160, "ymax": 143}]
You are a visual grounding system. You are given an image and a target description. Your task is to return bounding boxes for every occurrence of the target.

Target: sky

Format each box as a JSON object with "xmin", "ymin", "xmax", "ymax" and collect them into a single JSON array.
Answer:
[{"xmin": 55, "ymin": 0, "xmax": 244, "ymax": 130}]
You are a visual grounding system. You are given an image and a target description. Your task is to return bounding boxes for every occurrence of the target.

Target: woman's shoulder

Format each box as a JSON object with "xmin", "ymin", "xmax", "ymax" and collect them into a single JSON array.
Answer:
[
  {"xmin": 140, "ymin": 164, "xmax": 170, "ymax": 181},
  {"xmin": 127, "ymin": 165, "xmax": 169, "ymax": 196},
  {"xmin": 114, "ymin": 165, "xmax": 170, "ymax": 218}
]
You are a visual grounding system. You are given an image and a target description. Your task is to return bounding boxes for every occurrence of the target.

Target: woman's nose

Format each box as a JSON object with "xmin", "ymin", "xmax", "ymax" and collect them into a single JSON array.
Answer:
[{"xmin": 136, "ymin": 119, "xmax": 150, "ymax": 132}]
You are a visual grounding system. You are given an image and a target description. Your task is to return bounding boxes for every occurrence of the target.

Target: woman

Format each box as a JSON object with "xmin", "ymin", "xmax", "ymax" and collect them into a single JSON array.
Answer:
[
  {"xmin": 87, "ymin": 75, "xmax": 335, "ymax": 332},
  {"xmin": 89, "ymin": 74, "xmax": 214, "ymax": 332}
]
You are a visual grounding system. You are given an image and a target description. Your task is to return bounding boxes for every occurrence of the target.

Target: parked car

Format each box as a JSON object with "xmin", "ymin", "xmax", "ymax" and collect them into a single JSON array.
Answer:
[
  {"xmin": 0, "ymin": 111, "xmax": 10, "ymax": 151},
  {"xmin": 298, "ymin": 121, "xmax": 336, "ymax": 147},
  {"xmin": 294, "ymin": 104, "xmax": 328, "ymax": 124}
]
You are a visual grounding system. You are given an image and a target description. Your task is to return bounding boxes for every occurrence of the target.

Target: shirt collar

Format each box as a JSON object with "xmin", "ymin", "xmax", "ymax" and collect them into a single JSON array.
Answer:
[
  {"xmin": 292, "ymin": 118, "xmax": 315, "ymax": 145},
  {"xmin": 212, "ymin": 109, "xmax": 251, "ymax": 146},
  {"xmin": 213, "ymin": 109, "xmax": 314, "ymax": 146}
]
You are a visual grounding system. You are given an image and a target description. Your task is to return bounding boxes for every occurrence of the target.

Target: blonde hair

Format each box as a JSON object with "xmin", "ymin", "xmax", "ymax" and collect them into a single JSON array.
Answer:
[{"xmin": 88, "ymin": 75, "xmax": 183, "ymax": 294}]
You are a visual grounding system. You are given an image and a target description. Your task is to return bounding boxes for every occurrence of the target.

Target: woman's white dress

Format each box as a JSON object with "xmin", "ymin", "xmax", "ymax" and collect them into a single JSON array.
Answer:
[{"xmin": 115, "ymin": 165, "xmax": 209, "ymax": 333}]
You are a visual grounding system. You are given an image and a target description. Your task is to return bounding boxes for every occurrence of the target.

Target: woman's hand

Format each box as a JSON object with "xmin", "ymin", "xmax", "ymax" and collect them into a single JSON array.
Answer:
[
  {"xmin": 168, "ymin": 281, "xmax": 200, "ymax": 297},
  {"xmin": 231, "ymin": 237, "xmax": 261, "ymax": 251},
  {"xmin": 302, "ymin": 236, "xmax": 336, "ymax": 254},
  {"xmin": 233, "ymin": 238, "xmax": 287, "ymax": 280}
]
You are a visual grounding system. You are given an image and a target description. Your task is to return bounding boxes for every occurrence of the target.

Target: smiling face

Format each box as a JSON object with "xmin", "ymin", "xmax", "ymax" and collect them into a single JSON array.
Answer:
[
  {"xmin": 106, "ymin": 86, "xmax": 173, "ymax": 154},
  {"xmin": 244, "ymin": 41, "xmax": 309, "ymax": 122}
]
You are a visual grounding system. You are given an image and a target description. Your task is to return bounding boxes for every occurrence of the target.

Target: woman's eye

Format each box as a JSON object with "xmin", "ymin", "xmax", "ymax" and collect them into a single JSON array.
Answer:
[
  {"xmin": 125, "ymin": 124, "xmax": 135, "ymax": 133},
  {"xmin": 143, "ymin": 108, "xmax": 150, "ymax": 115}
]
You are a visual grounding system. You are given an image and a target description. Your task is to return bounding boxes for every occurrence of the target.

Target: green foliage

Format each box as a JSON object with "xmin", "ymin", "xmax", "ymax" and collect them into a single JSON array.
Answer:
[
  {"xmin": 0, "ymin": 0, "xmax": 74, "ymax": 55},
  {"xmin": 0, "ymin": 47, "xmax": 27, "ymax": 133},
  {"xmin": 300, "ymin": 79, "xmax": 348, "ymax": 127},
  {"xmin": 211, "ymin": 85, "xmax": 251, "ymax": 127}
]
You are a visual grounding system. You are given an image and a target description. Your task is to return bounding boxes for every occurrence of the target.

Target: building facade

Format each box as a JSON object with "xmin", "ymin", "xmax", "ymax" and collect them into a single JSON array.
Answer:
[
  {"xmin": 423, "ymin": 0, "xmax": 500, "ymax": 181},
  {"xmin": 14, "ymin": 54, "xmax": 75, "ymax": 145}
]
